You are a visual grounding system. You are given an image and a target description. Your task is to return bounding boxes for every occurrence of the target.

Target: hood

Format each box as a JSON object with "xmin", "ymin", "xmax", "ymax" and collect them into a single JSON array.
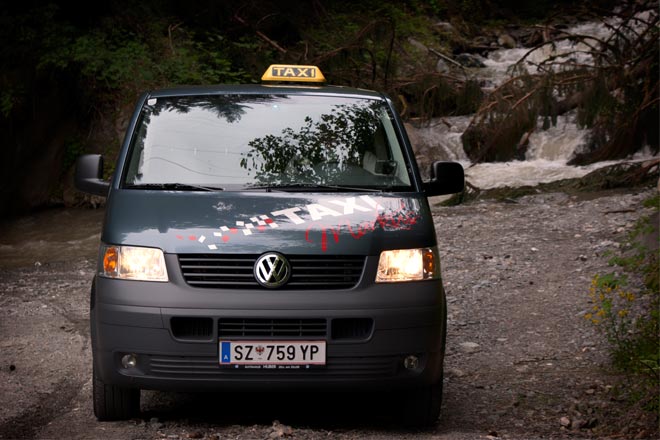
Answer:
[{"xmin": 102, "ymin": 190, "xmax": 435, "ymax": 255}]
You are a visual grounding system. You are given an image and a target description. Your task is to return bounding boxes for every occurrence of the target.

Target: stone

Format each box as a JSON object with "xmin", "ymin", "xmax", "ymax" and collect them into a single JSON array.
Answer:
[
  {"xmin": 436, "ymin": 59, "xmax": 450, "ymax": 73},
  {"xmin": 560, "ymin": 416, "xmax": 571, "ymax": 428},
  {"xmin": 434, "ymin": 21, "xmax": 455, "ymax": 33},
  {"xmin": 497, "ymin": 33, "xmax": 516, "ymax": 48},
  {"xmin": 407, "ymin": 38, "xmax": 428, "ymax": 53},
  {"xmin": 447, "ymin": 367, "xmax": 466, "ymax": 377},
  {"xmin": 573, "ymin": 419, "xmax": 587, "ymax": 429},
  {"xmin": 455, "ymin": 53, "xmax": 486, "ymax": 68},
  {"xmin": 459, "ymin": 342, "xmax": 480, "ymax": 353}
]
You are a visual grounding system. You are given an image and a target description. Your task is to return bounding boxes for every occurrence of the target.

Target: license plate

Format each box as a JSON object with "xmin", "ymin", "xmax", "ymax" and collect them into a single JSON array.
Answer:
[{"xmin": 219, "ymin": 340, "xmax": 326, "ymax": 366}]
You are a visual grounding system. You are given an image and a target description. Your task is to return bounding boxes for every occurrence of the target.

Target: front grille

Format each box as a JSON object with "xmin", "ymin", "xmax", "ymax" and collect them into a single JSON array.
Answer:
[
  {"xmin": 147, "ymin": 354, "xmax": 399, "ymax": 379},
  {"xmin": 178, "ymin": 254, "xmax": 365, "ymax": 289},
  {"xmin": 218, "ymin": 318, "xmax": 327, "ymax": 338}
]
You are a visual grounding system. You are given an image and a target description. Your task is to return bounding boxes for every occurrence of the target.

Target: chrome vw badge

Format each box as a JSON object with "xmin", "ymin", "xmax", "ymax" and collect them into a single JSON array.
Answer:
[{"xmin": 254, "ymin": 252, "xmax": 291, "ymax": 288}]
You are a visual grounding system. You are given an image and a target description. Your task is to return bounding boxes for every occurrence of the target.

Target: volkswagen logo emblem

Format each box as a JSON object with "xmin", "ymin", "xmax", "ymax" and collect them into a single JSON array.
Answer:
[{"xmin": 254, "ymin": 252, "xmax": 291, "ymax": 288}]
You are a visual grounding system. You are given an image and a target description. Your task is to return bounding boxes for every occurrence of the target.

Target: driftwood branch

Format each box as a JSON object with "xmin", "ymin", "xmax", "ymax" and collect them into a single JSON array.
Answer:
[
  {"xmin": 428, "ymin": 48, "xmax": 465, "ymax": 70},
  {"xmin": 167, "ymin": 22, "xmax": 183, "ymax": 54},
  {"xmin": 233, "ymin": 14, "xmax": 287, "ymax": 54}
]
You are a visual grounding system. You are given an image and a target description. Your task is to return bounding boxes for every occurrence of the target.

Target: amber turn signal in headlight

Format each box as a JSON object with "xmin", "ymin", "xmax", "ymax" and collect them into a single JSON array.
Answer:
[
  {"xmin": 100, "ymin": 245, "xmax": 168, "ymax": 282},
  {"xmin": 375, "ymin": 247, "xmax": 439, "ymax": 283}
]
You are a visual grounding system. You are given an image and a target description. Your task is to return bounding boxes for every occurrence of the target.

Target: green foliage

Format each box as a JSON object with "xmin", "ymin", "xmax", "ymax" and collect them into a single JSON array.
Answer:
[
  {"xmin": 299, "ymin": 0, "xmax": 440, "ymax": 94},
  {"xmin": 62, "ymin": 137, "xmax": 85, "ymax": 174},
  {"xmin": 35, "ymin": 16, "xmax": 250, "ymax": 100},
  {"xmin": 607, "ymin": 194, "xmax": 659, "ymax": 293},
  {"xmin": 0, "ymin": 3, "xmax": 254, "ymax": 201},
  {"xmin": 586, "ymin": 193, "xmax": 659, "ymax": 405},
  {"xmin": 0, "ymin": 86, "xmax": 23, "ymax": 118}
]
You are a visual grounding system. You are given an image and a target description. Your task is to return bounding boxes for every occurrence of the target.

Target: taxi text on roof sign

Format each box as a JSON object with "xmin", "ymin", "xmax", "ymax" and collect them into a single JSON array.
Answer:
[{"xmin": 261, "ymin": 64, "xmax": 326, "ymax": 83}]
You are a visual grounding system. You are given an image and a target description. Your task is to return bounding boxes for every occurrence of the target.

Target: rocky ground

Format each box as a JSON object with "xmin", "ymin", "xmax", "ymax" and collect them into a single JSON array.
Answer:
[{"xmin": 0, "ymin": 186, "xmax": 658, "ymax": 440}]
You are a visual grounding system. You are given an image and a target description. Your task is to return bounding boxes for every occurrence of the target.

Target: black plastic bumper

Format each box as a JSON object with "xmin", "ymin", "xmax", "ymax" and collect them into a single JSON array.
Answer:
[{"xmin": 92, "ymin": 256, "xmax": 447, "ymax": 391}]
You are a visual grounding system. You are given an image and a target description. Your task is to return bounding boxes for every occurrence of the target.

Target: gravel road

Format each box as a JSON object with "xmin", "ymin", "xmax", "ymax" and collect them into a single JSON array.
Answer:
[{"xmin": 0, "ymin": 187, "xmax": 656, "ymax": 440}]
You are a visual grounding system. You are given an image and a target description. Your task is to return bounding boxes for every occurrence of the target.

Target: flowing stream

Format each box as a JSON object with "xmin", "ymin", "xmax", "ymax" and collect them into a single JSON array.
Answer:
[
  {"xmin": 0, "ymin": 208, "xmax": 104, "ymax": 269},
  {"xmin": 409, "ymin": 13, "xmax": 658, "ymax": 189}
]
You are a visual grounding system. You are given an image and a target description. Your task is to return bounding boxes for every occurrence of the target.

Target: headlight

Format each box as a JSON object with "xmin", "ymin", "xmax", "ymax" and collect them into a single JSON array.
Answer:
[
  {"xmin": 376, "ymin": 247, "xmax": 439, "ymax": 283},
  {"xmin": 100, "ymin": 245, "xmax": 168, "ymax": 282}
]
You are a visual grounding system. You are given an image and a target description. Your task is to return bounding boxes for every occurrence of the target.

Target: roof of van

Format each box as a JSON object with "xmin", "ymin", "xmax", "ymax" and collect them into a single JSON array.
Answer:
[{"xmin": 146, "ymin": 84, "xmax": 385, "ymax": 100}]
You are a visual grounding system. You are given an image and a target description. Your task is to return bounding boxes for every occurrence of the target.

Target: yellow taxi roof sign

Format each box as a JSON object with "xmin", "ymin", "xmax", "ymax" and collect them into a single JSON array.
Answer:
[{"xmin": 261, "ymin": 64, "xmax": 326, "ymax": 83}]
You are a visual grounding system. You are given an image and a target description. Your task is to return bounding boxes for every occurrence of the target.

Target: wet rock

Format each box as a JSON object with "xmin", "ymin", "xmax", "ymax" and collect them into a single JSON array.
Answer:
[
  {"xmin": 497, "ymin": 33, "xmax": 516, "ymax": 48},
  {"xmin": 455, "ymin": 53, "xmax": 486, "ymax": 68},
  {"xmin": 525, "ymin": 29, "xmax": 545, "ymax": 46},
  {"xmin": 472, "ymin": 36, "xmax": 491, "ymax": 47}
]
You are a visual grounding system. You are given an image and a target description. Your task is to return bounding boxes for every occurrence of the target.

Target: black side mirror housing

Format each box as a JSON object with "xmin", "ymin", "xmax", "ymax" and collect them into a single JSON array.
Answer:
[
  {"xmin": 423, "ymin": 161, "xmax": 465, "ymax": 196},
  {"xmin": 75, "ymin": 154, "xmax": 110, "ymax": 197}
]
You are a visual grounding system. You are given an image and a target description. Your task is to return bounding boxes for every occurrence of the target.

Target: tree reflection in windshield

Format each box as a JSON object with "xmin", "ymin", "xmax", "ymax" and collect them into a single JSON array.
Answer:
[
  {"xmin": 240, "ymin": 102, "xmax": 385, "ymax": 185},
  {"xmin": 146, "ymin": 95, "xmax": 264, "ymax": 123},
  {"xmin": 123, "ymin": 94, "xmax": 410, "ymax": 189}
]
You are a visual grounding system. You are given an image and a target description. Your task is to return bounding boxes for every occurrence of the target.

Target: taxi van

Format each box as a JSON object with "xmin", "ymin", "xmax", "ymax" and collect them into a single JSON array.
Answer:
[{"xmin": 75, "ymin": 65, "xmax": 464, "ymax": 426}]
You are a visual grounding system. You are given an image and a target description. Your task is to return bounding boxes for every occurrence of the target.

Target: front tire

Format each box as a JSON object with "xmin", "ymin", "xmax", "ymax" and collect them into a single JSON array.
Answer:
[
  {"xmin": 93, "ymin": 364, "xmax": 140, "ymax": 421},
  {"xmin": 400, "ymin": 381, "xmax": 443, "ymax": 427}
]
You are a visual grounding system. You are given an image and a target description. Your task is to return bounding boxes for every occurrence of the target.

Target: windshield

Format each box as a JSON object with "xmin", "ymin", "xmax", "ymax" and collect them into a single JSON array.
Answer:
[{"xmin": 122, "ymin": 94, "xmax": 413, "ymax": 191}]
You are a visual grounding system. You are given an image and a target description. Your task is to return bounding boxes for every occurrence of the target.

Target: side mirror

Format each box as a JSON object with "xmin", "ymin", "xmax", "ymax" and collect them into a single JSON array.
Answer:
[
  {"xmin": 423, "ymin": 161, "xmax": 465, "ymax": 196},
  {"xmin": 75, "ymin": 154, "xmax": 110, "ymax": 197}
]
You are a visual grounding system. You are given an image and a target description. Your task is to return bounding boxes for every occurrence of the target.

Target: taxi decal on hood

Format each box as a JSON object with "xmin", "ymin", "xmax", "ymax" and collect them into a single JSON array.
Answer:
[{"xmin": 176, "ymin": 195, "xmax": 421, "ymax": 252}]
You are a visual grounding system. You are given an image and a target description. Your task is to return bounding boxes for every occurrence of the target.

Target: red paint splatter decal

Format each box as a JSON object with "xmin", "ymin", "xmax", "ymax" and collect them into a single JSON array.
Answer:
[{"xmin": 176, "ymin": 196, "xmax": 420, "ymax": 251}]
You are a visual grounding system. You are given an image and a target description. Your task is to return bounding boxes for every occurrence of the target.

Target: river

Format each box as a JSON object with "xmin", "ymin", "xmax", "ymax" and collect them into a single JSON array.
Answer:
[
  {"xmin": 0, "ymin": 207, "xmax": 104, "ymax": 269},
  {"xmin": 408, "ymin": 12, "xmax": 658, "ymax": 189}
]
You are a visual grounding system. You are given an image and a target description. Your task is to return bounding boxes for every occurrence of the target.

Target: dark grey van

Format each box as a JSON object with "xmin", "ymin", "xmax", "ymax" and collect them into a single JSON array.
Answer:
[{"xmin": 76, "ymin": 65, "xmax": 464, "ymax": 426}]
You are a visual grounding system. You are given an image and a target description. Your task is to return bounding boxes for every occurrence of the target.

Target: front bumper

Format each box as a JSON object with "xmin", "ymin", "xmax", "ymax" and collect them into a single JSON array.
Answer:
[{"xmin": 92, "ymin": 255, "xmax": 447, "ymax": 391}]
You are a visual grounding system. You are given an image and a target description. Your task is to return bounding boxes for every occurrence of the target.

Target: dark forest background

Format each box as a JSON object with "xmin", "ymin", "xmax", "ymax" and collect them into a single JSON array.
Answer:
[{"xmin": 1, "ymin": 0, "xmax": 656, "ymax": 217}]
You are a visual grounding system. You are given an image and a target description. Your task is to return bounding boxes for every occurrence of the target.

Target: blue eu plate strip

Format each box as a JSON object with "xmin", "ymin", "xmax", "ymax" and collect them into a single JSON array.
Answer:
[{"xmin": 221, "ymin": 341, "xmax": 231, "ymax": 363}]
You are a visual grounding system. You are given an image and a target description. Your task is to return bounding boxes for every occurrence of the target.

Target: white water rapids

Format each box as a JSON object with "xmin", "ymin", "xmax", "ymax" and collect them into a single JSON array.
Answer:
[{"xmin": 408, "ymin": 13, "xmax": 658, "ymax": 189}]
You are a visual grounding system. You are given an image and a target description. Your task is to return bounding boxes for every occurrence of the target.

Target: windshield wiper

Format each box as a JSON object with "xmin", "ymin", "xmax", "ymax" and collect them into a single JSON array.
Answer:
[
  {"xmin": 125, "ymin": 183, "xmax": 224, "ymax": 191},
  {"xmin": 244, "ymin": 183, "xmax": 383, "ymax": 192}
]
